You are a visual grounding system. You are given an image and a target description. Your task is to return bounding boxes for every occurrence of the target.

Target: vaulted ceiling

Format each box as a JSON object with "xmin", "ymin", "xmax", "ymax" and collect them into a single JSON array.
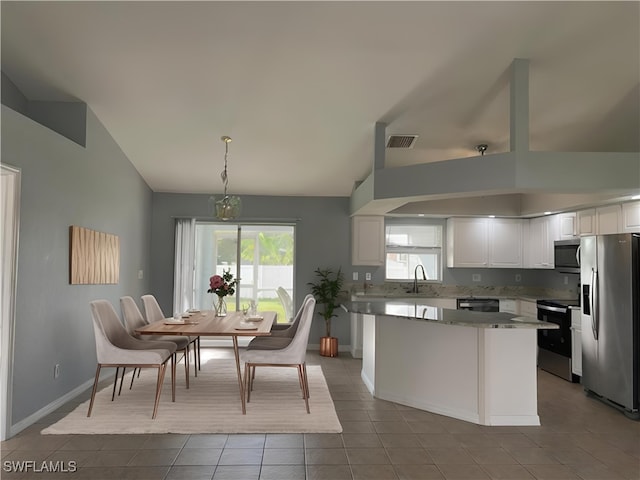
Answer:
[{"xmin": 2, "ymin": 1, "xmax": 639, "ymax": 215}]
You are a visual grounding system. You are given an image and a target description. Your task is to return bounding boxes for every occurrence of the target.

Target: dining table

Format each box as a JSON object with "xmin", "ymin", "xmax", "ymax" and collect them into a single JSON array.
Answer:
[{"xmin": 136, "ymin": 309, "xmax": 275, "ymax": 414}]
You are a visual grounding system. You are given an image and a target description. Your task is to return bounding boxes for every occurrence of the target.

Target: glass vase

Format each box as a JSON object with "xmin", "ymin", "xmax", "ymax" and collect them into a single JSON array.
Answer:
[{"xmin": 214, "ymin": 296, "xmax": 227, "ymax": 317}]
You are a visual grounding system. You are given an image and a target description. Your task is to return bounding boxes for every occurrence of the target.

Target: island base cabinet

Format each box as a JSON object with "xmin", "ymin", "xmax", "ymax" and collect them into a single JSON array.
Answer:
[{"xmin": 362, "ymin": 315, "xmax": 541, "ymax": 426}]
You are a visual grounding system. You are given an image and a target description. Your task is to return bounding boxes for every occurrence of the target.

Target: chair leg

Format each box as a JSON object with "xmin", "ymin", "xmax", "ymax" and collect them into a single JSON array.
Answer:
[
  {"xmin": 87, "ymin": 365, "xmax": 101, "ymax": 417},
  {"xmin": 299, "ymin": 364, "xmax": 310, "ymax": 414},
  {"xmin": 129, "ymin": 368, "xmax": 138, "ymax": 390},
  {"xmin": 111, "ymin": 367, "xmax": 120, "ymax": 401},
  {"xmin": 117, "ymin": 367, "xmax": 127, "ymax": 396},
  {"xmin": 184, "ymin": 346, "xmax": 190, "ymax": 389},
  {"xmin": 303, "ymin": 363, "xmax": 310, "ymax": 399},
  {"xmin": 250, "ymin": 366, "xmax": 256, "ymax": 391},
  {"xmin": 197, "ymin": 336, "xmax": 201, "ymax": 371},
  {"xmin": 171, "ymin": 354, "xmax": 176, "ymax": 402},
  {"xmin": 152, "ymin": 362, "xmax": 167, "ymax": 419},
  {"xmin": 244, "ymin": 363, "xmax": 251, "ymax": 404}
]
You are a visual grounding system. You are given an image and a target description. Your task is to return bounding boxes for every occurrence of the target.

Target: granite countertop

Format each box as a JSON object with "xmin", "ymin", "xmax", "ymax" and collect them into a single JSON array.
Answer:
[{"xmin": 341, "ymin": 300, "xmax": 559, "ymax": 330}]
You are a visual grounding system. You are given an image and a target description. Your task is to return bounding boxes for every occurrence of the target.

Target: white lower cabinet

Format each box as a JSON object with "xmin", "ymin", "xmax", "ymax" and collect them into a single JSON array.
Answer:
[
  {"xmin": 519, "ymin": 300, "xmax": 538, "ymax": 318},
  {"xmin": 571, "ymin": 308, "xmax": 582, "ymax": 377},
  {"xmin": 499, "ymin": 299, "xmax": 518, "ymax": 314},
  {"xmin": 350, "ymin": 312, "xmax": 363, "ymax": 358}
]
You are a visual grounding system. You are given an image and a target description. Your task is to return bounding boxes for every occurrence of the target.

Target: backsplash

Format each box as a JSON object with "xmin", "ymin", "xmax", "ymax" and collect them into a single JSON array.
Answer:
[{"xmin": 344, "ymin": 281, "xmax": 577, "ymax": 300}]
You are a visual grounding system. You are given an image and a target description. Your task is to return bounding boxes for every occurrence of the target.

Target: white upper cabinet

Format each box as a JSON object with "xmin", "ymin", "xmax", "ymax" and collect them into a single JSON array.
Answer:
[
  {"xmin": 351, "ymin": 216, "xmax": 385, "ymax": 266},
  {"xmin": 556, "ymin": 212, "xmax": 577, "ymax": 240},
  {"xmin": 488, "ymin": 218, "xmax": 523, "ymax": 268},
  {"xmin": 446, "ymin": 218, "xmax": 489, "ymax": 268},
  {"xmin": 526, "ymin": 216, "xmax": 556, "ymax": 269},
  {"xmin": 596, "ymin": 204, "xmax": 622, "ymax": 235},
  {"xmin": 447, "ymin": 217, "xmax": 522, "ymax": 268},
  {"xmin": 622, "ymin": 201, "xmax": 640, "ymax": 233},
  {"xmin": 578, "ymin": 209, "xmax": 596, "ymax": 236}
]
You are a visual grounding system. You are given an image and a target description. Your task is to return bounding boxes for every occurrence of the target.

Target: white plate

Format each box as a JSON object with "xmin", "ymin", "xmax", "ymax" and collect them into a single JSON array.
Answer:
[
  {"xmin": 235, "ymin": 322, "xmax": 258, "ymax": 331},
  {"xmin": 164, "ymin": 319, "xmax": 199, "ymax": 325},
  {"xmin": 188, "ymin": 309, "xmax": 200, "ymax": 313},
  {"xmin": 245, "ymin": 315, "xmax": 264, "ymax": 322}
]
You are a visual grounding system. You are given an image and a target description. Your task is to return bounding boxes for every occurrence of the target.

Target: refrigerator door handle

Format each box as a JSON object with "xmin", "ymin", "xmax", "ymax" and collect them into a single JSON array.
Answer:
[{"xmin": 591, "ymin": 268, "xmax": 599, "ymax": 340}]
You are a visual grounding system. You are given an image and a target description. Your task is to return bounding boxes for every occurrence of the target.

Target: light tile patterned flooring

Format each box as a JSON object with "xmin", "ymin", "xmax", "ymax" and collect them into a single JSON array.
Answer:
[{"xmin": 2, "ymin": 348, "xmax": 639, "ymax": 479}]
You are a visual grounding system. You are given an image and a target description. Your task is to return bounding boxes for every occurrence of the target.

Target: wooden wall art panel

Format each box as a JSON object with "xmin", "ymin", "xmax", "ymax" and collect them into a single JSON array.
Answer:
[{"xmin": 69, "ymin": 225, "xmax": 120, "ymax": 284}]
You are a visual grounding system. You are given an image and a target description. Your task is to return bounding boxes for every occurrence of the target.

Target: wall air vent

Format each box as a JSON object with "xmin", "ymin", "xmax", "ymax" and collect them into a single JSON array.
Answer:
[{"xmin": 386, "ymin": 135, "xmax": 418, "ymax": 149}]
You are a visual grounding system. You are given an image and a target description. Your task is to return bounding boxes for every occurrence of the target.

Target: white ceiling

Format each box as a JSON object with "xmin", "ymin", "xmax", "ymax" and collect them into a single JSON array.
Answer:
[{"xmin": 2, "ymin": 1, "xmax": 639, "ymax": 203}]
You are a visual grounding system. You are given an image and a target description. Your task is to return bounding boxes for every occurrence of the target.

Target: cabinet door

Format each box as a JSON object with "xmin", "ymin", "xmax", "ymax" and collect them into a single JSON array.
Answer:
[
  {"xmin": 352, "ymin": 216, "xmax": 385, "ymax": 266},
  {"xmin": 499, "ymin": 299, "xmax": 518, "ymax": 314},
  {"xmin": 578, "ymin": 209, "xmax": 596, "ymax": 236},
  {"xmin": 527, "ymin": 217, "xmax": 553, "ymax": 269},
  {"xmin": 446, "ymin": 218, "xmax": 488, "ymax": 268},
  {"xmin": 622, "ymin": 201, "xmax": 640, "ymax": 233},
  {"xmin": 596, "ymin": 205, "xmax": 622, "ymax": 235},
  {"xmin": 519, "ymin": 300, "xmax": 538, "ymax": 317},
  {"xmin": 488, "ymin": 219, "xmax": 523, "ymax": 268},
  {"xmin": 557, "ymin": 213, "xmax": 577, "ymax": 240}
]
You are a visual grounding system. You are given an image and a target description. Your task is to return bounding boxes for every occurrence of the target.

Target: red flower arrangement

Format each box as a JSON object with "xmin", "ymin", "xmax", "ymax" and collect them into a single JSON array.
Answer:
[{"xmin": 207, "ymin": 269, "xmax": 237, "ymax": 297}]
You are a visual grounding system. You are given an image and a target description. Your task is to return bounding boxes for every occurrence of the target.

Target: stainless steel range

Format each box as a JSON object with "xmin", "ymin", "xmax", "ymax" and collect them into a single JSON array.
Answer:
[{"xmin": 536, "ymin": 298, "xmax": 580, "ymax": 383}]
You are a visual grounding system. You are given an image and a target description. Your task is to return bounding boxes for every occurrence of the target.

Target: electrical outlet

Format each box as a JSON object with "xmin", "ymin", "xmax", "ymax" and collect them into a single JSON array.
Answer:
[
  {"xmin": 138, "ymin": 270, "xmax": 144, "ymax": 279},
  {"xmin": 564, "ymin": 275, "xmax": 568, "ymax": 285},
  {"xmin": 472, "ymin": 273, "xmax": 481, "ymax": 282},
  {"xmin": 515, "ymin": 274, "xmax": 522, "ymax": 282},
  {"xmin": 365, "ymin": 272, "xmax": 372, "ymax": 281},
  {"xmin": 352, "ymin": 272, "xmax": 358, "ymax": 281},
  {"xmin": 54, "ymin": 364, "xmax": 60, "ymax": 379}
]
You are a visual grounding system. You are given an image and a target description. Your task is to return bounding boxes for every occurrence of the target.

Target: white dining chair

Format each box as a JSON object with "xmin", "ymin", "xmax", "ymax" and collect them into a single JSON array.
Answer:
[
  {"xmin": 88, "ymin": 300, "xmax": 176, "ymax": 419},
  {"xmin": 276, "ymin": 287, "xmax": 294, "ymax": 321},
  {"xmin": 142, "ymin": 294, "xmax": 200, "ymax": 374},
  {"xmin": 121, "ymin": 296, "xmax": 192, "ymax": 388},
  {"xmin": 241, "ymin": 296, "xmax": 316, "ymax": 413}
]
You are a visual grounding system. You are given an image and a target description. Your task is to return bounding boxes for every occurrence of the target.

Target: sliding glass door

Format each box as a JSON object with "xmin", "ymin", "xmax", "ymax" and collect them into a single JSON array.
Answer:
[{"xmin": 193, "ymin": 223, "xmax": 295, "ymax": 323}]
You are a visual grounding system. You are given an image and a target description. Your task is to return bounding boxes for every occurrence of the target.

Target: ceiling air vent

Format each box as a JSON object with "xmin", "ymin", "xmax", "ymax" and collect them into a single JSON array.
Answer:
[{"xmin": 386, "ymin": 135, "xmax": 418, "ymax": 149}]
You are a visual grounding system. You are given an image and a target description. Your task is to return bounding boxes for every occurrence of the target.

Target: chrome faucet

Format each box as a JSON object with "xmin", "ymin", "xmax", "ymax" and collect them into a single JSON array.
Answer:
[{"xmin": 411, "ymin": 264, "xmax": 427, "ymax": 294}]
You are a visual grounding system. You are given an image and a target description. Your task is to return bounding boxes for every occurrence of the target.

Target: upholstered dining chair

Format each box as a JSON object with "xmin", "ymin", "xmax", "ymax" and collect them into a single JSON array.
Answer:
[
  {"xmin": 250, "ymin": 294, "xmax": 314, "ymax": 346},
  {"xmin": 241, "ymin": 296, "xmax": 316, "ymax": 413},
  {"xmin": 276, "ymin": 287, "xmax": 294, "ymax": 321},
  {"xmin": 88, "ymin": 300, "xmax": 176, "ymax": 419},
  {"xmin": 121, "ymin": 296, "xmax": 192, "ymax": 389},
  {"xmin": 142, "ymin": 294, "xmax": 200, "ymax": 374}
]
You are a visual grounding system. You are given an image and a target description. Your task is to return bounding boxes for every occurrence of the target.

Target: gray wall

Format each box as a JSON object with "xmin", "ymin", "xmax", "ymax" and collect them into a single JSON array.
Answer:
[
  {"xmin": 1, "ymin": 104, "xmax": 153, "ymax": 426},
  {"xmin": 150, "ymin": 194, "xmax": 352, "ymax": 346}
]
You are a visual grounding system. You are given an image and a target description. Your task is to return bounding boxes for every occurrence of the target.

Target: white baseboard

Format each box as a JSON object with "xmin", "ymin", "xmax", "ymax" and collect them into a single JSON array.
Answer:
[{"xmin": 10, "ymin": 371, "xmax": 114, "ymax": 438}]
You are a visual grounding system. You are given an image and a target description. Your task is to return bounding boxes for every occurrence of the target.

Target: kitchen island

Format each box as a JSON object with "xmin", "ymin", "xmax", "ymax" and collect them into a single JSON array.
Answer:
[{"xmin": 341, "ymin": 300, "xmax": 558, "ymax": 426}]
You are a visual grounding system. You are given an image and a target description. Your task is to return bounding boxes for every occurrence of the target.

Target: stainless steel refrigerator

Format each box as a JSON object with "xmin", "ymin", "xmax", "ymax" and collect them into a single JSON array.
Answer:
[{"xmin": 580, "ymin": 233, "xmax": 639, "ymax": 418}]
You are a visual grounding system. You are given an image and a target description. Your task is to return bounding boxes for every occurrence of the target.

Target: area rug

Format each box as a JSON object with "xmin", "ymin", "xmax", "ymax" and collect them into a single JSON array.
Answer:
[{"xmin": 41, "ymin": 360, "xmax": 342, "ymax": 434}]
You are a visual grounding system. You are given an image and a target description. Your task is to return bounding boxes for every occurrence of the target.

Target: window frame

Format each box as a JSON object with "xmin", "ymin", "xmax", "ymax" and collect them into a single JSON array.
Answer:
[{"xmin": 384, "ymin": 222, "xmax": 443, "ymax": 283}]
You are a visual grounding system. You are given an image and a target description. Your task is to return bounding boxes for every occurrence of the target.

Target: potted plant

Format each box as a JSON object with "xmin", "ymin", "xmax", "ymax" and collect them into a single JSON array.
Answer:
[{"xmin": 308, "ymin": 267, "xmax": 344, "ymax": 357}]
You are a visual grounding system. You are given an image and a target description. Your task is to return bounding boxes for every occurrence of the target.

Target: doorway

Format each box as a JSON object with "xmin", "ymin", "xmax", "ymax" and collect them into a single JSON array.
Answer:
[{"xmin": 1, "ymin": 164, "xmax": 21, "ymax": 440}]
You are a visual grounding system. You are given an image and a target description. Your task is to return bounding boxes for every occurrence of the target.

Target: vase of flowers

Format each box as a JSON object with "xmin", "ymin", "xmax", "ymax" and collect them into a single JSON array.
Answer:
[{"xmin": 208, "ymin": 269, "xmax": 237, "ymax": 317}]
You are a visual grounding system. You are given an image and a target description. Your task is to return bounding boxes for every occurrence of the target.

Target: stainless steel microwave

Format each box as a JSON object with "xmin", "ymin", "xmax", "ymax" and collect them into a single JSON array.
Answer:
[{"xmin": 554, "ymin": 239, "xmax": 580, "ymax": 274}]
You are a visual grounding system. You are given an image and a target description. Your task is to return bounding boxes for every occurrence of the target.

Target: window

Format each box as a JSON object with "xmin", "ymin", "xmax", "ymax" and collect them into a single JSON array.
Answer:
[
  {"xmin": 193, "ymin": 223, "xmax": 295, "ymax": 323},
  {"xmin": 385, "ymin": 224, "xmax": 442, "ymax": 282}
]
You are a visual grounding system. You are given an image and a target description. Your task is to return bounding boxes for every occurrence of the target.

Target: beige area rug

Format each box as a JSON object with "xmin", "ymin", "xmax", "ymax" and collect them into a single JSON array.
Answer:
[{"xmin": 42, "ymin": 360, "xmax": 342, "ymax": 435}]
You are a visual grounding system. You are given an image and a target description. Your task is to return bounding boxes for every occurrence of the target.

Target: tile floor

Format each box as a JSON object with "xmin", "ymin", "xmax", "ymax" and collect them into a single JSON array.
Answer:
[{"xmin": 2, "ymin": 349, "xmax": 639, "ymax": 479}]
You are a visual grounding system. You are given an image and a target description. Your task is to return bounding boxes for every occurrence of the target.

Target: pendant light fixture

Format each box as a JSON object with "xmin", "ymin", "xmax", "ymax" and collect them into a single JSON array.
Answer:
[{"xmin": 211, "ymin": 135, "xmax": 241, "ymax": 221}]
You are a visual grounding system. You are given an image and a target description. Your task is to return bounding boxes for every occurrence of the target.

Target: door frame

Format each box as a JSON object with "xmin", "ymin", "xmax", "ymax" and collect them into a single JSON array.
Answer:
[{"xmin": 1, "ymin": 163, "xmax": 21, "ymax": 440}]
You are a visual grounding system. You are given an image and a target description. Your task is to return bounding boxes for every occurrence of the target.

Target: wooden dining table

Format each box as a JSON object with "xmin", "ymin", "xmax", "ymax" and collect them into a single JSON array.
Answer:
[{"xmin": 136, "ymin": 310, "xmax": 275, "ymax": 414}]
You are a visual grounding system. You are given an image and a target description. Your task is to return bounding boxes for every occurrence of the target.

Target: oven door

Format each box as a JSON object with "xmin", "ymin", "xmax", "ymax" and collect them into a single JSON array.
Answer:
[{"xmin": 537, "ymin": 304, "xmax": 572, "ymax": 358}]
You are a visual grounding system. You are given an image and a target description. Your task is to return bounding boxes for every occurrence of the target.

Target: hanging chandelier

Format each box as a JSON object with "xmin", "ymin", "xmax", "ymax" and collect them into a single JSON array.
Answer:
[{"xmin": 210, "ymin": 135, "xmax": 241, "ymax": 221}]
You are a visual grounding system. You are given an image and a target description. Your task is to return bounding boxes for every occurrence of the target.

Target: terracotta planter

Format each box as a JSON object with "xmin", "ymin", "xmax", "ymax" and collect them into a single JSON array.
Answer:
[{"xmin": 319, "ymin": 336, "xmax": 339, "ymax": 357}]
